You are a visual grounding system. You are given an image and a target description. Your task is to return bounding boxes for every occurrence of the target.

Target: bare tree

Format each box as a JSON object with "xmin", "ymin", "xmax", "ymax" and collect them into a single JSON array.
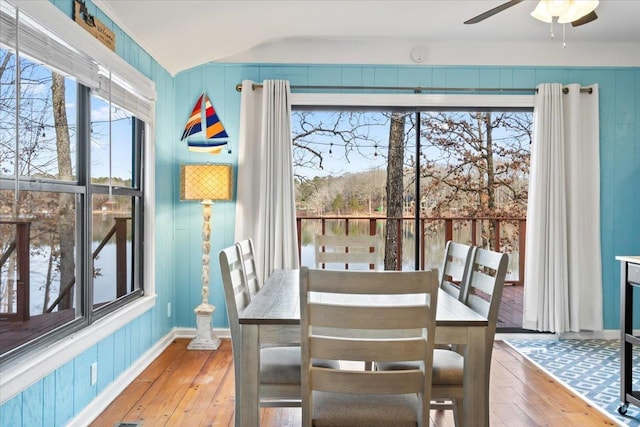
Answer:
[
  {"xmin": 419, "ymin": 111, "xmax": 531, "ymax": 248},
  {"xmin": 51, "ymin": 72, "xmax": 75, "ymax": 310},
  {"xmin": 292, "ymin": 111, "xmax": 386, "ymax": 181},
  {"xmin": 384, "ymin": 112, "xmax": 406, "ymax": 270}
]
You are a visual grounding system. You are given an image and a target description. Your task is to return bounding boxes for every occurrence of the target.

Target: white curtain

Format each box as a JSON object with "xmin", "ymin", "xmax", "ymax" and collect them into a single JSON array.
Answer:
[
  {"xmin": 523, "ymin": 83, "xmax": 602, "ymax": 333},
  {"xmin": 235, "ymin": 80, "xmax": 299, "ymax": 283}
]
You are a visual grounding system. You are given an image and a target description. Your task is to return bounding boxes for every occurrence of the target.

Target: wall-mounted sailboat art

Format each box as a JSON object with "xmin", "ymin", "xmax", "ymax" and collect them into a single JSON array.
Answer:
[{"xmin": 181, "ymin": 92, "xmax": 229, "ymax": 154}]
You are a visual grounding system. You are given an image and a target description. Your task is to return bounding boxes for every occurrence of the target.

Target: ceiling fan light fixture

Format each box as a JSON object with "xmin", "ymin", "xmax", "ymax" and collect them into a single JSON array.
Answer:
[
  {"xmin": 531, "ymin": 1, "xmax": 554, "ymax": 23},
  {"xmin": 531, "ymin": 0, "xmax": 598, "ymax": 24},
  {"xmin": 557, "ymin": 0, "xmax": 599, "ymax": 23}
]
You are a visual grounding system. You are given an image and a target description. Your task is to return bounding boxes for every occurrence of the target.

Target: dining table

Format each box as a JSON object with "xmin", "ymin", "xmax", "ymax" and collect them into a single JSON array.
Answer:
[{"xmin": 237, "ymin": 268, "xmax": 490, "ymax": 427}]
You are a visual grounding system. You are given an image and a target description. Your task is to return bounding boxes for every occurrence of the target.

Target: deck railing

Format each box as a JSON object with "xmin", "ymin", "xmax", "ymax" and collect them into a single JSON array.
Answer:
[
  {"xmin": 46, "ymin": 217, "xmax": 131, "ymax": 313},
  {"xmin": 296, "ymin": 215, "xmax": 526, "ymax": 286},
  {"xmin": 0, "ymin": 217, "xmax": 130, "ymax": 320},
  {"xmin": 0, "ymin": 219, "xmax": 31, "ymax": 321}
]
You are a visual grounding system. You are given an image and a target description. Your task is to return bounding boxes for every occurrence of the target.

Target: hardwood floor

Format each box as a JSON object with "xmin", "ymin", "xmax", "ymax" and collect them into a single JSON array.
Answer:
[{"xmin": 90, "ymin": 338, "xmax": 616, "ymax": 427}]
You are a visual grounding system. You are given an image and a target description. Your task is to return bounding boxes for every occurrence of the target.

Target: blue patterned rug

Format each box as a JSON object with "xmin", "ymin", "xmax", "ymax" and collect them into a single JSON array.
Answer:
[{"xmin": 505, "ymin": 338, "xmax": 640, "ymax": 426}]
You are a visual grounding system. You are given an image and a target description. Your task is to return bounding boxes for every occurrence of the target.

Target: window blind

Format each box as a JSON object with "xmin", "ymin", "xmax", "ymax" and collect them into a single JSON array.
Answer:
[
  {"xmin": 0, "ymin": 0, "xmax": 100, "ymax": 89},
  {"xmin": 96, "ymin": 67, "xmax": 155, "ymax": 124},
  {"xmin": 1, "ymin": 0, "xmax": 156, "ymax": 123}
]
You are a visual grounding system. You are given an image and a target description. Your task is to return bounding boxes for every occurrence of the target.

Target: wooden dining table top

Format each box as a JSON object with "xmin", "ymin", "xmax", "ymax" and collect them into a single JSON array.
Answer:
[{"xmin": 239, "ymin": 268, "xmax": 488, "ymax": 326}]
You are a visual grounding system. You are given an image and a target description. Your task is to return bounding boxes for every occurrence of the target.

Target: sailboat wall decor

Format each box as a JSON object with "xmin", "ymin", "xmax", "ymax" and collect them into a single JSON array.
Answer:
[{"xmin": 181, "ymin": 92, "xmax": 230, "ymax": 154}]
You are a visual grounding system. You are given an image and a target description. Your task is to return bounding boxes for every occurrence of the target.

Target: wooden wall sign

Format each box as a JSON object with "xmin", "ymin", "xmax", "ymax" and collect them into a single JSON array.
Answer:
[{"xmin": 73, "ymin": 0, "xmax": 115, "ymax": 51}]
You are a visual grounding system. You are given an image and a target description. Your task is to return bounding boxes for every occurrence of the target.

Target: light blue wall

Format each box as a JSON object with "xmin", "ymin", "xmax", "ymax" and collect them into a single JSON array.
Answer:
[
  {"xmin": 0, "ymin": 1, "xmax": 176, "ymax": 425},
  {"xmin": 174, "ymin": 64, "xmax": 640, "ymax": 332},
  {"xmin": 2, "ymin": 0, "xmax": 639, "ymax": 424}
]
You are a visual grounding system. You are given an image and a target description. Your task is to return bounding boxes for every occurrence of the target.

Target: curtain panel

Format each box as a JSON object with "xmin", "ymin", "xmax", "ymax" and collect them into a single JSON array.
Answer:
[
  {"xmin": 523, "ymin": 83, "xmax": 602, "ymax": 333},
  {"xmin": 235, "ymin": 80, "xmax": 300, "ymax": 284}
]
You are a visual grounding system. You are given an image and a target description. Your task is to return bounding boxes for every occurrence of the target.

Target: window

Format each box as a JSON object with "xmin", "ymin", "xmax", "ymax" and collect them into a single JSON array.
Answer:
[
  {"xmin": 0, "ymin": 0, "xmax": 152, "ymax": 363},
  {"xmin": 291, "ymin": 92, "xmax": 533, "ymax": 329}
]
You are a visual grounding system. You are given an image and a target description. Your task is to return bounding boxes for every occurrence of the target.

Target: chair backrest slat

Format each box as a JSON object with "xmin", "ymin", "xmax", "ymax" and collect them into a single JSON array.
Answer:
[
  {"xmin": 310, "ymin": 336, "xmax": 427, "ymax": 362},
  {"xmin": 462, "ymin": 247, "xmax": 509, "ymax": 353},
  {"xmin": 311, "ymin": 369, "xmax": 425, "ymax": 395},
  {"xmin": 310, "ymin": 304, "xmax": 429, "ymax": 330},
  {"xmin": 439, "ymin": 240, "xmax": 474, "ymax": 300},
  {"xmin": 236, "ymin": 238, "xmax": 261, "ymax": 298},
  {"xmin": 307, "ymin": 269, "xmax": 428, "ymax": 294},
  {"xmin": 314, "ymin": 234, "xmax": 378, "ymax": 270},
  {"xmin": 468, "ymin": 269, "xmax": 496, "ymax": 297}
]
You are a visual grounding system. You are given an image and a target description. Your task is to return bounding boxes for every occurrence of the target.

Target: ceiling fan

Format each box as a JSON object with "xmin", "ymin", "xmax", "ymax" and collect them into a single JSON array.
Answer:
[{"xmin": 464, "ymin": 0, "xmax": 599, "ymax": 27}]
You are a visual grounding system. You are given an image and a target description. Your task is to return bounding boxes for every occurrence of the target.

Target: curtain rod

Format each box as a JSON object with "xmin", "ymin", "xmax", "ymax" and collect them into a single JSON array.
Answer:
[{"xmin": 235, "ymin": 83, "xmax": 593, "ymax": 94}]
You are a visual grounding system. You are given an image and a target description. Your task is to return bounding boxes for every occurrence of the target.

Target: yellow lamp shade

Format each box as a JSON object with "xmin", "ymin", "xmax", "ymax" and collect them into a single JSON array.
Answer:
[{"xmin": 180, "ymin": 163, "xmax": 233, "ymax": 201}]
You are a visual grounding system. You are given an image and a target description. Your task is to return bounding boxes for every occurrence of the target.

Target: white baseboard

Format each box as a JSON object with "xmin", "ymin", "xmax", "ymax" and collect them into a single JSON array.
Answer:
[
  {"xmin": 497, "ymin": 329, "xmax": 640, "ymax": 342},
  {"xmin": 558, "ymin": 329, "xmax": 630, "ymax": 340},
  {"xmin": 496, "ymin": 332, "xmax": 557, "ymax": 341},
  {"xmin": 68, "ymin": 326, "xmax": 230, "ymax": 426},
  {"xmin": 173, "ymin": 327, "xmax": 231, "ymax": 339}
]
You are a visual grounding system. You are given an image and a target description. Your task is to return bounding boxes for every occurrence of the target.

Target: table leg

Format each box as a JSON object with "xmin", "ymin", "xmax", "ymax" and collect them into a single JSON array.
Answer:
[
  {"xmin": 463, "ymin": 326, "xmax": 488, "ymax": 427},
  {"xmin": 239, "ymin": 324, "xmax": 259, "ymax": 427}
]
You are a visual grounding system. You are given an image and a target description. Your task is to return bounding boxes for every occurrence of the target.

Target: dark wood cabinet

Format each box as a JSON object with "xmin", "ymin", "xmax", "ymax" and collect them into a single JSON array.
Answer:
[{"xmin": 617, "ymin": 256, "xmax": 640, "ymax": 415}]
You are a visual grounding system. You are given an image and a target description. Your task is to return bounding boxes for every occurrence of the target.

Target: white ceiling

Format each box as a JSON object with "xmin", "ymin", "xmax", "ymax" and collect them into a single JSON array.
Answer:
[{"xmin": 93, "ymin": 0, "xmax": 640, "ymax": 76}]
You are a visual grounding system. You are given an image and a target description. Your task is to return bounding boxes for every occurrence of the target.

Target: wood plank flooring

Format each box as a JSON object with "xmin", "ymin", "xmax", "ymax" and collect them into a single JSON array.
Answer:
[{"xmin": 90, "ymin": 338, "xmax": 617, "ymax": 427}]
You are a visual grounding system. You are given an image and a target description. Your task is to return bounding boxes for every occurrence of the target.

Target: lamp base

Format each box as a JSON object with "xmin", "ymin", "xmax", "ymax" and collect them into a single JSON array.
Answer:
[{"xmin": 188, "ymin": 304, "xmax": 221, "ymax": 351}]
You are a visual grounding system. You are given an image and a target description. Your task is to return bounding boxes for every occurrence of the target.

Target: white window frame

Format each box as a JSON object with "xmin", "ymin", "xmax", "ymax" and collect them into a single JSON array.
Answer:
[
  {"xmin": 0, "ymin": 0, "xmax": 156, "ymax": 405},
  {"xmin": 291, "ymin": 92, "xmax": 534, "ymax": 109}
]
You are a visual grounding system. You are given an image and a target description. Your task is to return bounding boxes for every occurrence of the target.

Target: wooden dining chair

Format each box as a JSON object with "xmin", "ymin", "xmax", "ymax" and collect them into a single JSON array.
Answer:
[
  {"xmin": 438, "ymin": 240, "xmax": 474, "ymax": 301},
  {"xmin": 375, "ymin": 247, "xmax": 508, "ymax": 427},
  {"xmin": 236, "ymin": 238, "xmax": 261, "ymax": 299},
  {"xmin": 300, "ymin": 267, "xmax": 439, "ymax": 427},
  {"xmin": 219, "ymin": 245, "xmax": 302, "ymax": 410},
  {"xmin": 430, "ymin": 247, "xmax": 509, "ymax": 426},
  {"xmin": 314, "ymin": 234, "xmax": 378, "ymax": 270}
]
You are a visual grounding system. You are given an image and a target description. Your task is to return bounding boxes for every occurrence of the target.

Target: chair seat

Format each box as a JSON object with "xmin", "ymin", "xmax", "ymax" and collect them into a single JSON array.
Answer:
[
  {"xmin": 260, "ymin": 347, "xmax": 302, "ymax": 384},
  {"xmin": 260, "ymin": 347, "xmax": 340, "ymax": 385},
  {"xmin": 312, "ymin": 391, "xmax": 419, "ymax": 427},
  {"xmin": 432, "ymin": 349, "xmax": 464, "ymax": 385},
  {"xmin": 376, "ymin": 349, "xmax": 464, "ymax": 386}
]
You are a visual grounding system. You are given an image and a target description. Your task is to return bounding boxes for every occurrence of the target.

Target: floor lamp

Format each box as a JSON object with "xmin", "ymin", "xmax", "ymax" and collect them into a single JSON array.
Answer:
[{"xmin": 180, "ymin": 163, "xmax": 233, "ymax": 350}]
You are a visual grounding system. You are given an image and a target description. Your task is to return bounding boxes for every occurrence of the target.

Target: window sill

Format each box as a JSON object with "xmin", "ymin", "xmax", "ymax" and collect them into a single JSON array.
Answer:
[{"xmin": 0, "ymin": 294, "xmax": 157, "ymax": 405}]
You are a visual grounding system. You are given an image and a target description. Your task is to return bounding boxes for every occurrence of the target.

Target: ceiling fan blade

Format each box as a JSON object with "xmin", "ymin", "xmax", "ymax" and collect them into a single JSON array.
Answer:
[
  {"xmin": 464, "ymin": 0, "xmax": 525, "ymax": 24},
  {"xmin": 571, "ymin": 10, "xmax": 598, "ymax": 27}
]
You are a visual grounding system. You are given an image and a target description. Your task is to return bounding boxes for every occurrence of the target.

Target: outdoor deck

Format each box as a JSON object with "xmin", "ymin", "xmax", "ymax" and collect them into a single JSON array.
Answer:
[
  {"xmin": 0, "ymin": 284, "xmax": 526, "ymax": 357},
  {"xmin": 497, "ymin": 284, "xmax": 524, "ymax": 329}
]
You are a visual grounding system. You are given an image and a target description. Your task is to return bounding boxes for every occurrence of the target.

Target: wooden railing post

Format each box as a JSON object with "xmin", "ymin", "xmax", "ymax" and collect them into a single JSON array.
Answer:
[
  {"xmin": 420, "ymin": 218, "xmax": 426, "ymax": 270},
  {"xmin": 444, "ymin": 219, "xmax": 453, "ymax": 244},
  {"xmin": 0, "ymin": 219, "xmax": 31, "ymax": 321},
  {"xmin": 115, "ymin": 217, "xmax": 127, "ymax": 298},
  {"xmin": 16, "ymin": 221, "xmax": 31, "ymax": 321},
  {"xmin": 296, "ymin": 218, "xmax": 302, "ymax": 265},
  {"xmin": 519, "ymin": 219, "xmax": 526, "ymax": 287},
  {"xmin": 396, "ymin": 219, "xmax": 403, "ymax": 271},
  {"xmin": 369, "ymin": 219, "xmax": 376, "ymax": 270},
  {"xmin": 471, "ymin": 219, "xmax": 478, "ymax": 246}
]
